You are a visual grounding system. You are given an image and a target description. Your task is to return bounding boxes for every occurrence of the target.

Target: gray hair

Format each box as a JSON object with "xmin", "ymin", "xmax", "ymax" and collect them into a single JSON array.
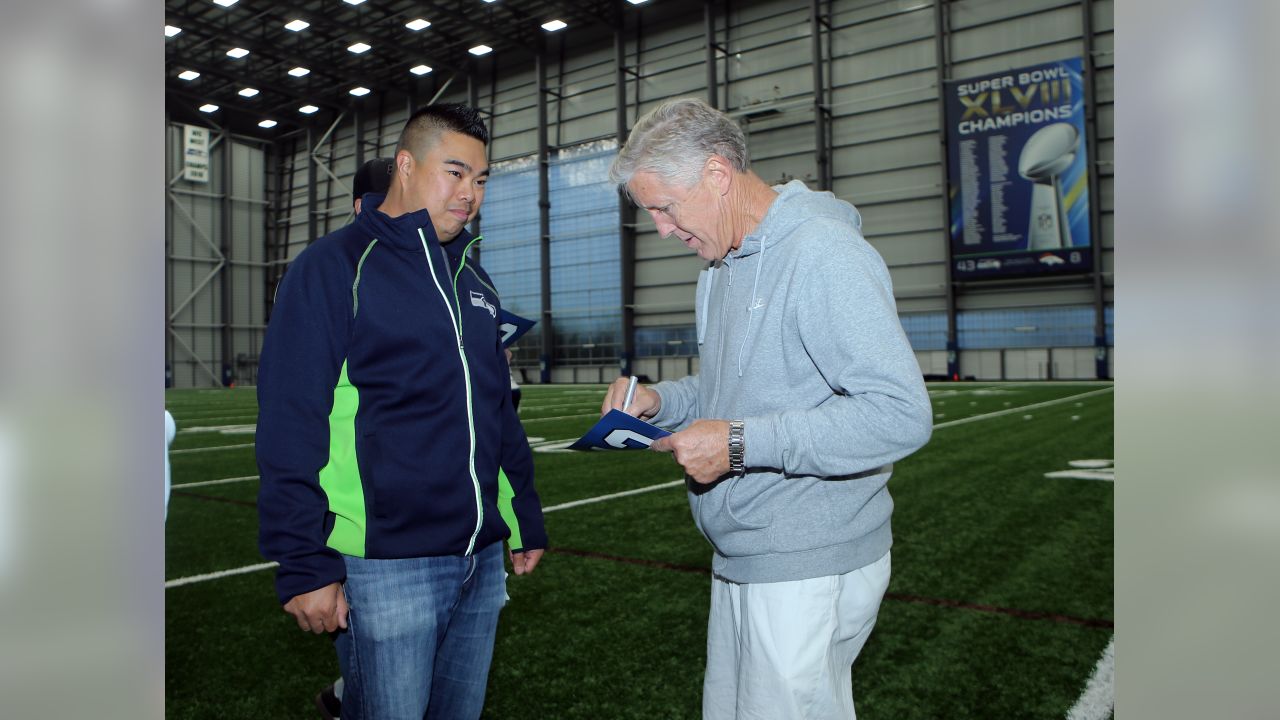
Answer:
[{"xmin": 609, "ymin": 97, "xmax": 749, "ymax": 192}]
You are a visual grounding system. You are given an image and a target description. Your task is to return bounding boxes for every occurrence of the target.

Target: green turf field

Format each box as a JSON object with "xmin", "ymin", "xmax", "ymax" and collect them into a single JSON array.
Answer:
[{"xmin": 165, "ymin": 381, "xmax": 1113, "ymax": 719}]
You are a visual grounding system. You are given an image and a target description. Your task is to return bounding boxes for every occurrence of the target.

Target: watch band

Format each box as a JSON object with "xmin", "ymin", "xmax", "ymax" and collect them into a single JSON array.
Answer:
[{"xmin": 727, "ymin": 420, "xmax": 745, "ymax": 474}]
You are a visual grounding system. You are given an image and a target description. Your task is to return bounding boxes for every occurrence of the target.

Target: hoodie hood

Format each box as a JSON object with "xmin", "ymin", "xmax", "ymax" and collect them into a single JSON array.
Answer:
[{"xmin": 731, "ymin": 179, "xmax": 863, "ymax": 260}]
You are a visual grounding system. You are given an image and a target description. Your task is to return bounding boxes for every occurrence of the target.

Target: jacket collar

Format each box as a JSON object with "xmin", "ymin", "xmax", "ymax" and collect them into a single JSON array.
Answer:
[{"xmin": 355, "ymin": 193, "xmax": 478, "ymax": 254}]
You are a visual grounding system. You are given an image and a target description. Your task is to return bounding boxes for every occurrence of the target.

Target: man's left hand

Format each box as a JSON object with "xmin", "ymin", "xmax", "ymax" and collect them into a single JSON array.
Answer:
[
  {"xmin": 651, "ymin": 419, "xmax": 730, "ymax": 484},
  {"xmin": 510, "ymin": 548, "xmax": 544, "ymax": 575}
]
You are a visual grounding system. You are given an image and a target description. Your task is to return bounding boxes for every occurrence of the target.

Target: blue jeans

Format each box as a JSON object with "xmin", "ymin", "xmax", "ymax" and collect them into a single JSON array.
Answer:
[{"xmin": 335, "ymin": 541, "xmax": 507, "ymax": 720}]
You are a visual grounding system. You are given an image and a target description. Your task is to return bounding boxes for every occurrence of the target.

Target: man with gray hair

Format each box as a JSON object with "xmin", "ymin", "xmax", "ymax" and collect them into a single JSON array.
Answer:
[{"xmin": 601, "ymin": 97, "xmax": 932, "ymax": 719}]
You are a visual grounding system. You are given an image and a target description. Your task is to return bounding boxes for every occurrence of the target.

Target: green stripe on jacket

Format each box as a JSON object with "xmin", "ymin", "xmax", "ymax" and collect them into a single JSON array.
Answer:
[
  {"xmin": 319, "ymin": 361, "xmax": 367, "ymax": 557},
  {"xmin": 497, "ymin": 468, "xmax": 522, "ymax": 550}
]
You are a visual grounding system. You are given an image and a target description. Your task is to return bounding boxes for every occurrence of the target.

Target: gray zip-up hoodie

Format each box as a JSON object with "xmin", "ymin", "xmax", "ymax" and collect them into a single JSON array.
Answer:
[{"xmin": 648, "ymin": 179, "xmax": 933, "ymax": 584}]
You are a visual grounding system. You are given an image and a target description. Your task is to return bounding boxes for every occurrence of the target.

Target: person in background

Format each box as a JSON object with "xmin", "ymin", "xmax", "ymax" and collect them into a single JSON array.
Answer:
[
  {"xmin": 351, "ymin": 156, "xmax": 394, "ymax": 217},
  {"xmin": 257, "ymin": 103, "xmax": 546, "ymax": 720},
  {"xmin": 601, "ymin": 97, "xmax": 933, "ymax": 720}
]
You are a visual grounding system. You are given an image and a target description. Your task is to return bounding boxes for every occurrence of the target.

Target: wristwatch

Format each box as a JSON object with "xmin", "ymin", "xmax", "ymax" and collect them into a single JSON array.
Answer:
[{"xmin": 727, "ymin": 420, "xmax": 745, "ymax": 474}]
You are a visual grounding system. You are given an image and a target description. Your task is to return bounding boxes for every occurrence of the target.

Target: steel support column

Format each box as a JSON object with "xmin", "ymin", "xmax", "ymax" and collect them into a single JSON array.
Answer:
[
  {"xmin": 220, "ymin": 134, "xmax": 234, "ymax": 386},
  {"xmin": 470, "ymin": 68, "xmax": 483, "ymax": 243},
  {"xmin": 307, "ymin": 126, "xmax": 318, "ymax": 246},
  {"xmin": 354, "ymin": 104, "xmax": 365, "ymax": 169},
  {"xmin": 810, "ymin": 0, "xmax": 830, "ymax": 191},
  {"xmin": 262, "ymin": 141, "xmax": 274, "ymax": 334},
  {"xmin": 1082, "ymin": 0, "xmax": 1108, "ymax": 379},
  {"xmin": 705, "ymin": 1, "xmax": 718, "ymax": 109},
  {"xmin": 267, "ymin": 137, "xmax": 296, "ymax": 320},
  {"xmin": 165, "ymin": 116, "xmax": 174, "ymax": 387},
  {"xmin": 934, "ymin": 0, "xmax": 959, "ymax": 380},
  {"xmin": 537, "ymin": 39, "xmax": 554, "ymax": 384},
  {"xmin": 617, "ymin": 21, "xmax": 637, "ymax": 378}
]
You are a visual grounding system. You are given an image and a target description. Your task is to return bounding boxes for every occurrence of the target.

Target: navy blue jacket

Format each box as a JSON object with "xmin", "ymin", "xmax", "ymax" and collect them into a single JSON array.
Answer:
[{"xmin": 256, "ymin": 194, "xmax": 546, "ymax": 604}]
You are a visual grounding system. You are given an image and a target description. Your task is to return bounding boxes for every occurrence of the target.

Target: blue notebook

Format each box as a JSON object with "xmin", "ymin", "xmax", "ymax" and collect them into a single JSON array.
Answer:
[{"xmin": 569, "ymin": 410, "xmax": 671, "ymax": 451}]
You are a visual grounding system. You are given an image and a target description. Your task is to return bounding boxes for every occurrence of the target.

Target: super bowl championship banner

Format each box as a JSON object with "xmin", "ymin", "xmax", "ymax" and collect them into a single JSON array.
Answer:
[{"xmin": 945, "ymin": 58, "xmax": 1091, "ymax": 279}]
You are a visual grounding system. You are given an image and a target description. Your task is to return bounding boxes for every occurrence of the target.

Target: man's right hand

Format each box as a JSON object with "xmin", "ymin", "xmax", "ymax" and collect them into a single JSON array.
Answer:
[
  {"xmin": 601, "ymin": 376, "xmax": 660, "ymax": 419},
  {"xmin": 283, "ymin": 582, "xmax": 349, "ymax": 634}
]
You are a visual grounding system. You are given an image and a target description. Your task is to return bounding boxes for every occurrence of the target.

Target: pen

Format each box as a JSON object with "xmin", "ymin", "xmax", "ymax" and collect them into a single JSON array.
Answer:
[{"xmin": 622, "ymin": 375, "xmax": 638, "ymax": 413}]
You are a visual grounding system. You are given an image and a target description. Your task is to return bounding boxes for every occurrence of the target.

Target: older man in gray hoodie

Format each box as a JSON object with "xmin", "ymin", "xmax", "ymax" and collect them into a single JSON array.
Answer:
[{"xmin": 602, "ymin": 97, "xmax": 933, "ymax": 719}]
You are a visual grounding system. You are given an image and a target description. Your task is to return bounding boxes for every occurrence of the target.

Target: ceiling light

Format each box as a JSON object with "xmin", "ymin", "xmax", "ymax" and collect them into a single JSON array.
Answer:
[
  {"xmin": 482, "ymin": 0, "xmax": 497, "ymax": 3},
  {"xmin": 405, "ymin": 18, "xmax": 431, "ymax": 31},
  {"xmin": 238, "ymin": 87, "xmax": 259, "ymax": 98},
  {"xmin": 226, "ymin": 47, "xmax": 250, "ymax": 59},
  {"xmin": 178, "ymin": 70, "xmax": 200, "ymax": 81},
  {"xmin": 299, "ymin": 105, "xmax": 320, "ymax": 114},
  {"xmin": 349, "ymin": 86, "xmax": 371, "ymax": 96},
  {"xmin": 288, "ymin": 66, "xmax": 310, "ymax": 77},
  {"xmin": 468, "ymin": 44, "xmax": 493, "ymax": 56},
  {"xmin": 199, "ymin": 104, "xmax": 219, "ymax": 113},
  {"xmin": 410, "ymin": 64, "xmax": 432, "ymax": 76},
  {"xmin": 213, "ymin": 0, "xmax": 238, "ymax": 6},
  {"xmin": 343, "ymin": 0, "xmax": 366, "ymax": 4},
  {"xmin": 258, "ymin": 120, "xmax": 278, "ymax": 129},
  {"xmin": 627, "ymin": 0, "xmax": 649, "ymax": 4},
  {"xmin": 347, "ymin": 42, "xmax": 371, "ymax": 54},
  {"xmin": 165, "ymin": 25, "xmax": 182, "ymax": 38},
  {"xmin": 541, "ymin": 20, "xmax": 567, "ymax": 32},
  {"xmin": 284, "ymin": 19, "xmax": 310, "ymax": 32}
]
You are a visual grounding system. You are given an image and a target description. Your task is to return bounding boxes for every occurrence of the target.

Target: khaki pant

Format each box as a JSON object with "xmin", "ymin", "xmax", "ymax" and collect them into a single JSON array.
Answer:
[{"xmin": 702, "ymin": 552, "xmax": 892, "ymax": 720}]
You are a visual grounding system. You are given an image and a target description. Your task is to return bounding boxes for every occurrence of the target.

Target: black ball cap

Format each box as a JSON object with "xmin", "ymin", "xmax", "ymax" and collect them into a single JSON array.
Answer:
[{"xmin": 353, "ymin": 157, "xmax": 395, "ymax": 201}]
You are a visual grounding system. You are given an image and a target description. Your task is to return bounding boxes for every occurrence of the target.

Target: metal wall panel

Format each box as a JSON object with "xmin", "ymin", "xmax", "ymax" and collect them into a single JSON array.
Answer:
[
  {"xmin": 839, "ymin": 165, "xmax": 941, "ymax": 206},
  {"xmin": 166, "ymin": 123, "xmax": 267, "ymax": 387},
  {"xmin": 1004, "ymin": 348, "xmax": 1051, "ymax": 380},
  {"xmin": 949, "ymin": 0, "xmax": 1077, "ymax": 28},
  {"xmin": 833, "ymin": 133, "xmax": 938, "ymax": 174},
  {"xmin": 959, "ymin": 348, "xmax": 1003, "ymax": 379},
  {"xmin": 916, "ymin": 350, "xmax": 949, "ymax": 376},
  {"xmin": 831, "ymin": 99, "xmax": 938, "ymax": 146},
  {"xmin": 242, "ymin": 0, "xmax": 1115, "ymax": 383},
  {"xmin": 847, "ymin": 197, "xmax": 943, "ymax": 236}
]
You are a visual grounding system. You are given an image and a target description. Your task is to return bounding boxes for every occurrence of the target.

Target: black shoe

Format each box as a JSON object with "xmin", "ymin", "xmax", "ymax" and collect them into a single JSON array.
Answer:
[{"xmin": 314, "ymin": 683, "xmax": 341, "ymax": 720}]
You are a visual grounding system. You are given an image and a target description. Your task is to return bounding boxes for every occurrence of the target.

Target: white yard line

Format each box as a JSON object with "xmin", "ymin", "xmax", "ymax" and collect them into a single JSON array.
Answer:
[
  {"xmin": 1045, "ymin": 470, "xmax": 1115, "ymax": 482},
  {"xmin": 541, "ymin": 480, "xmax": 684, "ymax": 513},
  {"xmin": 1065, "ymin": 636, "xmax": 1115, "ymax": 720},
  {"xmin": 165, "ymin": 562, "xmax": 279, "ymax": 589},
  {"xmin": 933, "ymin": 387, "xmax": 1113, "ymax": 430},
  {"xmin": 170, "ymin": 443, "xmax": 255, "ymax": 455},
  {"xmin": 172, "ymin": 475, "xmax": 259, "ymax": 489},
  {"xmin": 926, "ymin": 381, "xmax": 1112, "ymax": 387},
  {"xmin": 175, "ymin": 416, "xmax": 258, "ymax": 426},
  {"xmin": 165, "ymin": 478, "xmax": 685, "ymax": 589}
]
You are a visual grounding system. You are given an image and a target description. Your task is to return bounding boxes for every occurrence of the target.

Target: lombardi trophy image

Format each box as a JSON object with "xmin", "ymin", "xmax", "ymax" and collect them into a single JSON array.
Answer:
[{"xmin": 1018, "ymin": 122, "xmax": 1078, "ymax": 250}]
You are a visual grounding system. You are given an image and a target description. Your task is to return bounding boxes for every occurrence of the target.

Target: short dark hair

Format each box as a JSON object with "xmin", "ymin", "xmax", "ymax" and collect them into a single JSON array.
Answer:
[
  {"xmin": 352, "ymin": 157, "xmax": 394, "ymax": 202},
  {"xmin": 397, "ymin": 103, "xmax": 489, "ymax": 159}
]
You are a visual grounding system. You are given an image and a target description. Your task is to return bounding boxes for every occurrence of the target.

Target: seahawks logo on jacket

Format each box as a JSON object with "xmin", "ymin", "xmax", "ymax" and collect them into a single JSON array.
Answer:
[{"xmin": 470, "ymin": 290, "xmax": 496, "ymax": 318}]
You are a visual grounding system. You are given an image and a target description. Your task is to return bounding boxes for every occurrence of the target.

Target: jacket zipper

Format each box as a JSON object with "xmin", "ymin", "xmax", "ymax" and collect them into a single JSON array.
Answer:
[{"xmin": 418, "ymin": 229, "xmax": 484, "ymax": 556}]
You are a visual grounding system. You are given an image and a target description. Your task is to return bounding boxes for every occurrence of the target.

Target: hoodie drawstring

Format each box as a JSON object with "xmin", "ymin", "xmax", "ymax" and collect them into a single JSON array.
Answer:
[{"xmin": 737, "ymin": 239, "xmax": 765, "ymax": 377}]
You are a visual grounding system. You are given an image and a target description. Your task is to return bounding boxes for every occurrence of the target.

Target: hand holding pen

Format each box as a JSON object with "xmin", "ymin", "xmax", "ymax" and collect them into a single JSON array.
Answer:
[{"xmin": 601, "ymin": 374, "xmax": 660, "ymax": 420}]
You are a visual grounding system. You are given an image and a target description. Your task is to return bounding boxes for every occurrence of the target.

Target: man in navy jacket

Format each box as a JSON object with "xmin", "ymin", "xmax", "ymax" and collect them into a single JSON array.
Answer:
[{"xmin": 257, "ymin": 103, "xmax": 546, "ymax": 720}]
